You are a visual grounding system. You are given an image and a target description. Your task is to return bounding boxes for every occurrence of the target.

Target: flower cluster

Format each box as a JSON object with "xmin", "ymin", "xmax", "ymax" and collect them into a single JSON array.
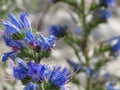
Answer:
[
  {"xmin": 2, "ymin": 12, "xmax": 56, "ymax": 63},
  {"xmin": 12, "ymin": 58, "xmax": 71, "ymax": 90},
  {"xmin": 1, "ymin": 12, "xmax": 71, "ymax": 90}
]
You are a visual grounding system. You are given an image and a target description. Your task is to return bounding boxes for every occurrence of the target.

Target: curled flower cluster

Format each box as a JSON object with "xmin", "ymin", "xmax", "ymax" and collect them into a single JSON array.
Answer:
[
  {"xmin": 12, "ymin": 58, "xmax": 70, "ymax": 90},
  {"xmin": 1, "ymin": 12, "xmax": 71, "ymax": 90},
  {"xmin": 2, "ymin": 12, "xmax": 56, "ymax": 63}
]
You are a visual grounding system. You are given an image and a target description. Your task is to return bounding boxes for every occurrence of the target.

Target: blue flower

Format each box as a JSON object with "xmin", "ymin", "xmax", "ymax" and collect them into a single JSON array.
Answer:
[
  {"xmin": 24, "ymin": 30, "xmax": 36, "ymax": 48},
  {"xmin": 110, "ymin": 37, "xmax": 120, "ymax": 56},
  {"xmin": 101, "ymin": 0, "xmax": 115, "ymax": 6},
  {"xmin": 25, "ymin": 62, "xmax": 71, "ymax": 89},
  {"xmin": 24, "ymin": 82, "xmax": 39, "ymax": 90},
  {"xmin": 2, "ymin": 51, "xmax": 17, "ymax": 62},
  {"xmin": 2, "ymin": 34, "xmax": 24, "ymax": 62},
  {"xmin": 2, "ymin": 12, "xmax": 31, "ymax": 35},
  {"xmin": 106, "ymin": 82, "xmax": 120, "ymax": 90},
  {"xmin": 13, "ymin": 58, "xmax": 28, "ymax": 79},
  {"xmin": 36, "ymin": 34, "xmax": 56, "ymax": 51},
  {"xmin": 2, "ymin": 20, "xmax": 20, "ymax": 35},
  {"xmin": 48, "ymin": 25, "xmax": 67, "ymax": 37},
  {"xmin": 86, "ymin": 67, "xmax": 94, "ymax": 77},
  {"xmin": 27, "ymin": 62, "xmax": 50, "ymax": 82},
  {"xmin": 13, "ymin": 58, "xmax": 28, "ymax": 80},
  {"xmin": 3, "ymin": 34, "xmax": 24, "ymax": 50},
  {"xmin": 67, "ymin": 59, "xmax": 82, "ymax": 72},
  {"xmin": 74, "ymin": 27, "xmax": 83, "ymax": 35},
  {"xmin": 49, "ymin": 65, "xmax": 70, "ymax": 89},
  {"xmin": 112, "ymin": 40, "xmax": 120, "ymax": 52},
  {"xmin": 100, "ymin": 9, "xmax": 112, "ymax": 19}
]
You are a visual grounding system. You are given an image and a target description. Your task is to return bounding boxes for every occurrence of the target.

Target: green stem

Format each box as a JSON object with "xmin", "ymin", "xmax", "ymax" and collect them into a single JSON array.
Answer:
[
  {"xmin": 86, "ymin": 76, "xmax": 92, "ymax": 90},
  {"xmin": 81, "ymin": 0, "xmax": 86, "ymax": 31},
  {"xmin": 81, "ymin": 0, "xmax": 93, "ymax": 90}
]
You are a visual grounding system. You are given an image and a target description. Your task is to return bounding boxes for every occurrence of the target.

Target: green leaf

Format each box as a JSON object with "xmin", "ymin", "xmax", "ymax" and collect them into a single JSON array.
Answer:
[
  {"xmin": 72, "ymin": 77, "xmax": 80, "ymax": 85},
  {"xmin": 99, "ymin": 45, "xmax": 111, "ymax": 53}
]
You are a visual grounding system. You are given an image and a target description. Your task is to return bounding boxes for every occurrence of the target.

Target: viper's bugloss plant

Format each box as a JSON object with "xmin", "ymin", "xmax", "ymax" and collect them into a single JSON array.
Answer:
[
  {"xmin": 1, "ymin": 0, "xmax": 120, "ymax": 90},
  {"xmin": 46, "ymin": 0, "xmax": 120, "ymax": 90},
  {"xmin": 2, "ymin": 12, "xmax": 57, "ymax": 63},
  {"xmin": 12, "ymin": 58, "xmax": 71, "ymax": 90},
  {"xmin": 1, "ymin": 12, "xmax": 72, "ymax": 90}
]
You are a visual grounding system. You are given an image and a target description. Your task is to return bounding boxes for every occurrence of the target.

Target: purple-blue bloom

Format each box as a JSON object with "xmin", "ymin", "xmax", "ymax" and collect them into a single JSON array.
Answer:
[
  {"xmin": 13, "ymin": 58, "xmax": 28, "ymax": 80},
  {"xmin": 36, "ymin": 34, "xmax": 56, "ymax": 51},
  {"xmin": 27, "ymin": 62, "xmax": 50, "ymax": 82},
  {"xmin": 2, "ymin": 34, "xmax": 24, "ymax": 62},
  {"xmin": 101, "ymin": 0, "xmax": 115, "ymax": 6},
  {"xmin": 3, "ymin": 34, "xmax": 24, "ymax": 50},
  {"xmin": 106, "ymin": 82, "xmax": 120, "ymax": 90},
  {"xmin": 100, "ymin": 9, "xmax": 112, "ymax": 19},
  {"xmin": 2, "ymin": 12, "xmax": 31, "ymax": 35},
  {"xmin": 48, "ymin": 25, "xmax": 67, "ymax": 37},
  {"xmin": 67, "ymin": 59, "xmax": 82, "ymax": 72},
  {"xmin": 86, "ymin": 67, "xmax": 94, "ymax": 77},
  {"xmin": 110, "ymin": 37, "xmax": 120, "ymax": 56},
  {"xmin": 2, "ymin": 51, "xmax": 17, "ymax": 62},
  {"xmin": 49, "ymin": 65, "xmax": 70, "ymax": 89},
  {"xmin": 24, "ymin": 82, "xmax": 39, "ymax": 90},
  {"xmin": 24, "ymin": 30, "xmax": 36, "ymax": 48},
  {"xmin": 26, "ymin": 62, "xmax": 71, "ymax": 89},
  {"xmin": 112, "ymin": 40, "xmax": 120, "ymax": 52}
]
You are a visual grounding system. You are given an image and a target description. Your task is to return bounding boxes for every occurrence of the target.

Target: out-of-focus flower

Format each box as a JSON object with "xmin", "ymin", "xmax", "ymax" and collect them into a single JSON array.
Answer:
[
  {"xmin": 74, "ymin": 27, "xmax": 82, "ymax": 35},
  {"xmin": 100, "ymin": 9, "xmax": 112, "ymax": 20},
  {"xmin": 93, "ymin": 9, "xmax": 112, "ymax": 20},
  {"xmin": 111, "ymin": 39, "xmax": 120, "ymax": 52},
  {"xmin": 100, "ymin": 0, "xmax": 115, "ymax": 6},
  {"xmin": 67, "ymin": 59, "xmax": 82, "ymax": 72},
  {"xmin": 48, "ymin": 25, "xmax": 67, "ymax": 37},
  {"xmin": 111, "ymin": 38, "xmax": 120, "ymax": 56},
  {"xmin": 106, "ymin": 82, "xmax": 120, "ymax": 90},
  {"xmin": 24, "ymin": 82, "xmax": 39, "ymax": 90},
  {"xmin": 86, "ymin": 67, "xmax": 94, "ymax": 77}
]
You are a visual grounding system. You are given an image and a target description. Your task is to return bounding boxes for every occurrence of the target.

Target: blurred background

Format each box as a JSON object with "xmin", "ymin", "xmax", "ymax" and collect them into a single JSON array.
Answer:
[{"xmin": 0, "ymin": 0, "xmax": 120, "ymax": 90}]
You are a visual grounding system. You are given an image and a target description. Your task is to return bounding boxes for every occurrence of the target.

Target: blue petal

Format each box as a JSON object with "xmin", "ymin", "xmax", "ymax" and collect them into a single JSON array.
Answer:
[
  {"xmin": 19, "ymin": 12, "xmax": 31, "ymax": 29},
  {"xmin": 8, "ymin": 13, "xmax": 22, "ymax": 29},
  {"xmin": 2, "ymin": 51, "xmax": 16, "ymax": 62},
  {"xmin": 86, "ymin": 67, "xmax": 94, "ymax": 77},
  {"xmin": 2, "ymin": 34, "xmax": 12, "ymax": 46},
  {"xmin": 48, "ymin": 25, "xmax": 67, "ymax": 37},
  {"xmin": 67, "ymin": 59, "xmax": 82, "ymax": 72},
  {"xmin": 24, "ymin": 30, "xmax": 36, "ymax": 43},
  {"xmin": 16, "ymin": 58, "xmax": 27, "ymax": 67},
  {"xmin": 100, "ymin": 10, "xmax": 112, "ymax": 19},
  {"xmin": 24, "ymin": 82, "xmax": 39, "ymax": 90},
  {"xmin": 102, "ymin": 0, "xmax": 115, "ymax": 6},
  {"xmin": 2, "ymin": 20, "xmax": 20, "ymax": 34}
]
